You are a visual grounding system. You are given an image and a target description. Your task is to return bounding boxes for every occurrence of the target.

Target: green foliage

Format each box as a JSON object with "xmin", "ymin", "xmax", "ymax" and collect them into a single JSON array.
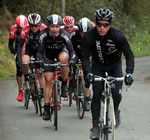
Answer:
[
  {"xmin": 0, "ymin": 0, "xmax": 150, "ymax": 79},
  {"xmin": 0, "ymin": 30, "xmax": 16, "ymax": 80}
]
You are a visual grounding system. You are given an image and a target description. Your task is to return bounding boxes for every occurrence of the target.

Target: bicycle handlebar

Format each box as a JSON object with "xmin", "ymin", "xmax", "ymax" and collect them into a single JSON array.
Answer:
[
  {"xmin": 44, "ymin": 62, "xmax": 69, "ymax": 67},
  {"xmin": 94, "ymin": 75, "xmax": 124, "ymax": 82}
]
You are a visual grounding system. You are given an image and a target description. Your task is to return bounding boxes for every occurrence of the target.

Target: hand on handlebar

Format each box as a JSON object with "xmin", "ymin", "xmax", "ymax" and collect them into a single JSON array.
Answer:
[
  {"xmin": 86, "ymin": 73, "xmax": 94, "ymax": 83},
  {"xmin": 124, "ymin": 74, "xmax": 133, "ymax": 86}
]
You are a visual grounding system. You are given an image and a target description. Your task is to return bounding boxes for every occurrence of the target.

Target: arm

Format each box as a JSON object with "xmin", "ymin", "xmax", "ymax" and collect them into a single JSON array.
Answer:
[
  {"xmin": 17, "ymin": 38, "xmax": 25, "ymax": 60},
  {"xmin": 81, "ymin": 34, "xmax": 92, "ymax": 74},
  {"xmin": 36, "ymin": 33, "xmax": 46, "ymax": 62},
  {"xmin": 8, "ymin": 38, "xmax": 16, "ymax": 55},
  {"xmin": 117, "ymin": 33, "xmax": 134, "ymax": 74}
]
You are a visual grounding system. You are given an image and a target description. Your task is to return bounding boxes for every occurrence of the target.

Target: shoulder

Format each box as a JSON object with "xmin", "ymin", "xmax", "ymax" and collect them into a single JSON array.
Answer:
[
  {"xmin": 72, "ymin": 26, "xmax": 78, "ymax": 30},
  {"xmin": 20, "ymin": 25, "xmax": 30, "ymax": 38},
  {"xmin": 60, "ymin": 25, "xmax": 65, "ymax": 29},
  {"xmin": 110, "ymin": 26, "xmax": 125, "ymax": 37},
  {"xmin": 39, "ymin": 28, "xmax": 49, "ymax": 42},
  {"xmin": 70, "ymin": 29, "xmax": 79, "ymax": 39},
  {"xmin": 109, "ymin": 26, "xmax": 127, "ymax": 43},
  {"xmin": 39, "ymin": 23, "xmax": 47, "ymax": 30},
  {"xmin": 60, "ymin": 28, "xmax": 70, "ymax": 42},
  {"xmin": 9, "ymin": 25, "xmax": 17, "ymax": 38},
  {"xmin": 10, "ymin": 25, "xmax": 17, "ymax": 31},
  {"xmin": 84, "ymin": 26, "xmax": 97, "ymax": 38}
]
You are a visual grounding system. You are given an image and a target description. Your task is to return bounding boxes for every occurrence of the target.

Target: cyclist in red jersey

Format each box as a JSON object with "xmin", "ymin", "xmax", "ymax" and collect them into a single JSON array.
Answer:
[
  {"xmin": 61, "ymin": 16, "xmax": 78, "ymax": 34},
  {"xmin": 17, "ymin": 13, "xmax": 47, "ymax": 101},
  {"xmin": 8, "ymin": 15, "xmax": 28, "ymax": 101}
]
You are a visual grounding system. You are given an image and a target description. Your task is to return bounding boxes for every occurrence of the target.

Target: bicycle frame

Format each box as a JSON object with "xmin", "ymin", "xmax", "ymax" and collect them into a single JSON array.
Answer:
[
  {"xmin": 92, "ymin": 72, "xmax": 124, "ymax": 140},
  {"xmin": 44, "ymin": 62, "xmax": 69, "ymax": 130},
  {"xmin": 69, "ymin": 60, "xmax": 86, "ymax": 119},
  {"xmin": 22, "ymin": 57, "xmax": 43, "ymax": 116}
]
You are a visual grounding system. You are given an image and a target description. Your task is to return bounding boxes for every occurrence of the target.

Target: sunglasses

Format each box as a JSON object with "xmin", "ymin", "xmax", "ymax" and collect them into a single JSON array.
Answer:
[
  {"xmin": 29, "ymin": 24, "xmax": 39, "ymax": 27},
  {"xmin": 96, "ymin": 22, "xmax": 110, "ymax": 28},
  {"xmin": 65, "ymin": 26, "xmax": 73, "ymax": 28}
]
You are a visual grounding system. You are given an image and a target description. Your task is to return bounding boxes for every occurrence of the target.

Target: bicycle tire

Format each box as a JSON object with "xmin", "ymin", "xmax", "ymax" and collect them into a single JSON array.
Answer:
[
  {"xmin": 32, "ymin": 82, "xmax": 38, "ymax": 114},
  {"xmin": 102, "ymin": 96, "xmax": 115, "ymax": 140},
  {"xmin": 76, "ymin": 75, "xmax": 85, "ymax": 119},
  {"xmin": 69, "ymin": 91, "xmax": 72, "ymax": 107},
  {"xmin": 24, "ymin": 89, "xmax": 30, "ymax": 109},
  {"xmin": 34, "ymin": 78, "xmax": 43, "ymax": 116},
  {"xmin": 53, "ymin": 83, "xmax": 58, "ymax": 130}
]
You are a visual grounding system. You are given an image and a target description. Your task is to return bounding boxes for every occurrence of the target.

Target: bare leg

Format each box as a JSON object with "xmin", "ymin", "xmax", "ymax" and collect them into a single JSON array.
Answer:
[
  {"xmin": 58, "ymin": 52, "xmax": 69, "ymax": 80},
  {"xmin": 16, "ymin": 76, "xmax": 22, "ymax": 90},
  {"xmin": 43, "ymin": 72, "xmax": 53, "ymax": 103},
  {"xmin": 21, "ymin": 55, "xmax": 30, "ymax": 75}
]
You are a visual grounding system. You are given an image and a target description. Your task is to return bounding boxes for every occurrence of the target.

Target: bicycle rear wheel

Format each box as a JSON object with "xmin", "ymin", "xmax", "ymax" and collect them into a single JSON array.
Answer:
[
  {"xmin": 53, "ymin": 83, "xmax": 58, "ymax": 130},
  {"xmin": 34, "ymin": 78, "xmax": 43, "ymax": 116},
  {"xmin": 76, "ymin": 75, "xmax": 85, "ymax": 119},
  {"xmin": 32, "ymin": 82, "xmax": 38, "ymax": 114},
  {"xmin": 24, "ymin": 89, "xmax": 30, "ymax": 109},
  {"xmin": 102, "ymin": 96, "xmax": 115, "ymax": 140}
]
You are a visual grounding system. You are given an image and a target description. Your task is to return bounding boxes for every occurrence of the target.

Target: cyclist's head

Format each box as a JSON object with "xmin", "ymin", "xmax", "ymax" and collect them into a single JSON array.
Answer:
[
  {"xmin": 16, "ymin": 15, "xmax": 28, "ymax": 28},
  {"xmin": 28, "ymin": 13, "xmax": 41, "ymax": 33},
  {"xmin": 95, "ymin": 8, "xmax": 113, "ymax": 23},
  {"xmin": 77, "ymin": 17, "xmax": 93, "ymax": 33},
  {"xmin": 47, "ymin": 14, "xmax": 62, "ymax": 37},
  {"xmin": 63, "ymin": 16, "xmax": 75, "ymax": 28},
  {"xmin": 47, "ymin": 14, "xmax": 62, "ymax": 25},
  {"xmin": 28, "ymin": 13, "xmax": 41, "ymax": 25}
]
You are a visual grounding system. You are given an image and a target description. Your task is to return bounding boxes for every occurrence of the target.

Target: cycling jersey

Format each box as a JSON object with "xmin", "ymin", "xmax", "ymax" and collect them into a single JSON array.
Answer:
[
  {"xmin": 70, "ymin": 29, "xmax": 82, "ymax": 59},
  {"xmin": 81, "ymin": 26, "xmax": 134, "ymax": 74},
  {"xmin": 9, "ymin": 25, "xmax": 20, "ymax": 55},
  {"xmin": 17, "ymin": 23, "xmax": 47, "ymax": 60},
  {"xmin": 37, "ymin": 28, "xmax": 75, "ymax": 62}
]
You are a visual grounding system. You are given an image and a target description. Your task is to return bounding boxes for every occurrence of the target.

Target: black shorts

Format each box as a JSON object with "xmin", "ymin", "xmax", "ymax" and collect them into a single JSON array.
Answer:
[
  {"xmin": 24, "ymin": 44, "xmax": 37, "ymax": 58},
  {"xmin": 43, "ymin": 47, "xmax": 69, "ymax": 73}
]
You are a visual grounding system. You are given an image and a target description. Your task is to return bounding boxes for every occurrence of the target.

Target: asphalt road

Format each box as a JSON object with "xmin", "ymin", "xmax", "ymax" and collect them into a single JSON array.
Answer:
[{"xmin": 0, "ymin": 56, "xmax": 150, "ymax": 140}]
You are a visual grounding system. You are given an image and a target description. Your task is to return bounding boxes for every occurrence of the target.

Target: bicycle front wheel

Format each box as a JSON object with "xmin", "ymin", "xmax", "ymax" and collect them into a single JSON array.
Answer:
[
  {"xmin": 102, "ymin": 96, "xmax": 115, "ymax": 140},
  {"xmin": 76, "ymin": 75, "xmax": 85, "ymax": 119},
  {"xmin": 53, "ymin": 83, "xmax": 58, "ymax": 130}
]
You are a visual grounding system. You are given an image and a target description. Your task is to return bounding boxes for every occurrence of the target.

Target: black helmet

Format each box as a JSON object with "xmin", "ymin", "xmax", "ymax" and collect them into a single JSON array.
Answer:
[
  {"xmin": 77, "ymin": 17, "xmax": 93, "ymax": 33},
  {"xmin": 28, "ymin": 13, "xmax": 41, "ymax": 25},
  {"xmin": 47, "ymin": 14, "xmax": 62, "ymax": 25},
  {"xmin": 95, "ymin": 8, "xmax": 113, "ymax": 23}
]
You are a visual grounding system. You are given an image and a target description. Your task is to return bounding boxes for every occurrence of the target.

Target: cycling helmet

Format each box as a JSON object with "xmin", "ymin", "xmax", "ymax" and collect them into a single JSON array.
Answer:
[
  {"xmin": 77, "ymin": 17, "xmax": 93, "ymax": 33},
  {"xmin": 16, "ymin": 15, "xmax": 28, "ymax": 28},
  {"xmin": 47, "ymin": 14, "xmax": 62, "ymax": 25},
  {"xmin": 95, "ymin": 8, "xmax": 113, "ymax": 23},
  {"xmin": 63, "ymin": 16, "xmax": 75, "ymax": 27},
  {"xmin": 28, "ymin": 13, "xmax": 41, "ymax": 25}
]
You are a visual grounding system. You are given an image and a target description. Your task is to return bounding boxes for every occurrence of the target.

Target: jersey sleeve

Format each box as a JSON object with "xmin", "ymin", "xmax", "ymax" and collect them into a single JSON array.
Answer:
[
  {"xmin": 114, "ymin": 29, "xmax": 134, "ymax": 74},
  {"xmin": 81, "ymin": 33, "xmax": 92, "ymax": 74}
]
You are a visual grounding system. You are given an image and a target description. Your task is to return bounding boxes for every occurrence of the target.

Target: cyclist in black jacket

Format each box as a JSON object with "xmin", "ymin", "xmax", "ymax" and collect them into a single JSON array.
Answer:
[
  {"xmin": 70, "ymin": 17, "xmax": 95, "ymax": 111},
  {"xmin": 81, "ymin": 8, "xmax": 134, "ymax": 140},
  {"xmin": 37, "ymin": 14, "xmax": 77, "ymax": 121}
]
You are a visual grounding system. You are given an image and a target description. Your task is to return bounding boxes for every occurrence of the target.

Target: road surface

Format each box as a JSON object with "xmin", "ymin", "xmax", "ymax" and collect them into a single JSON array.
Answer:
[{"xmin": 0, "ymin": 56, "xmax": 150, "ymax": 140}]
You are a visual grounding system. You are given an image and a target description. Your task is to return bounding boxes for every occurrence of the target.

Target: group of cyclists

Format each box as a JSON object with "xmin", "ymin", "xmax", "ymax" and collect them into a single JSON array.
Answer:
[{"xmin": 8, "ymin": 8, "xmax": 134, "ymax": 140}]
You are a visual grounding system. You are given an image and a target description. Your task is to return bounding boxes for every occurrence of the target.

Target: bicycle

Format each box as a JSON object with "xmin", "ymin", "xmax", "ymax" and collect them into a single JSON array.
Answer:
[
  {"xmin": 90, "ymin": 72, "xmax": 124, "ymax": 140},
  {"xmin": 44, "ymin": 62, "xmax": 69, "ymax": 130},
  {"xmin": 22, "ymin": 57, "xmax": 43, "ymax": 116},
  {"xmin": 69, "ymin": 59, "xmax": 86, "ymax": 119}
]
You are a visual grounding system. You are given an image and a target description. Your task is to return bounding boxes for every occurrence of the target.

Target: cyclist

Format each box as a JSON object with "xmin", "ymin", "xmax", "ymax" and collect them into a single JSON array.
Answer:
[
  {"xmin": 61, "ymin": 16, "xmax": 78, "ymax": 34},
  {"xmin": 70, "ymin": 17, "xmax": 95, "ymax": 111},
  {"xmin": 8, "ymin": 15, "xmax": 28, "ymax": 101},
  {"xmin": 17, "ymin": 13, "xmax": 47, "ymax": 100},
  {"xmin": 81, "ymin": 8, "xmax": 134, "ymax": 139},
  {"xmin": 37, "ymin": 14, "xmax": 77, "ymax": 121}
]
